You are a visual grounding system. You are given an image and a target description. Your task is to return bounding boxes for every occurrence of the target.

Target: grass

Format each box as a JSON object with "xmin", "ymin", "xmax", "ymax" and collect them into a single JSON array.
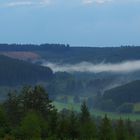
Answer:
[
  {"xmin": 90, "ymin": 109, "xmax": 140, "ymax": 121},
  {"xmin": 134, "ymin": 103, "xmax": 140, "ymax": 113},
  {"xmin": 53, "ymin": 101, "xmax": 140, "ymax": 121}
]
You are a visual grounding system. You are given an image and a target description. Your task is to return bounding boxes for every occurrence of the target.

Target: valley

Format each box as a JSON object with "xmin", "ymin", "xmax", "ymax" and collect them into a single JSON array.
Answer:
[
  {"xmin": 0, "ymin": 44, "xmax": 140, "ymax": 139},
  {"xmin": 0, "ymin": 44, "xmax": 140, "ymax": 117}
]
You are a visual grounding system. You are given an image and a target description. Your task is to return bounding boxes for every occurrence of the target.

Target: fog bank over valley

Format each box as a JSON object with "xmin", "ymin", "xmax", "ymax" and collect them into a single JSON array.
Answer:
[{"xmin": 42, "ymin": 60, "xmax": 140, "ymax": 73}]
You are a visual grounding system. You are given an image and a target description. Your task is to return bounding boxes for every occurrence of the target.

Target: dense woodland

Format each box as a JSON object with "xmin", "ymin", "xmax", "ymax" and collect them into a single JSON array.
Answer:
[
  {"xmin": 88, "ymin": 80, "xmax": 140, "ymax": 113},
  {"xmin": 0, "ymin": 55, "xmax": 53, "ymax": 86},
  {"xmin": 1, "ymin": 44, "xmax": 140, "ymax": 63},
  {"xmin": 0, "ymin": 85, "xmax": 139, "ymax": 140},
  {"xmin": 104, "ymin": 80, "xmax": 140, "ymax": 105},
  {"xmin": 102, "ymin": 80, "xmax": 140, "ymax": 113}
]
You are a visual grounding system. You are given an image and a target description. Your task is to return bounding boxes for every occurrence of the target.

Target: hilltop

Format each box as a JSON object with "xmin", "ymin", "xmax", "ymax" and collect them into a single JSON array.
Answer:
[{"xmin": 0, "ymin": 44, "xmax": 140, "ymax": 63}]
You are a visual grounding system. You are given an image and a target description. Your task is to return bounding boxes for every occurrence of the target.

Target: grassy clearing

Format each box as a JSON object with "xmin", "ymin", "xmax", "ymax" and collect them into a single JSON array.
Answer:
[
  {"xmin": 134, "ymin": 103, "xmax": 140, "ymax": 113},
  {"xmin": 90, "ymin": 109, "xmax": 140, "ymax": 121},
  {"xmin": 53, "ymin": 101, "xmax": 81, "ymax": 112},
  {"xmin": 53, "ymin": 101, "xmax": 140, "ymax": 121}
]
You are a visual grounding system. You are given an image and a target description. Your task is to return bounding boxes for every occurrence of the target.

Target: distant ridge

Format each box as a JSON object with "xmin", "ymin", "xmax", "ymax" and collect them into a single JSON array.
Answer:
[
  {"xmin": 0, "ymin": 44, "xmax": 140, "ymax": 63},
  {"xmin": 0, "ymin": 44, "xmax": 69, "ymax": 51}
]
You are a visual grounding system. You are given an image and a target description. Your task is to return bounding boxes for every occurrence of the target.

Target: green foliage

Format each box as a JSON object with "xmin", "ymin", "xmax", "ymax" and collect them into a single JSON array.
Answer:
[
  {"xmin": 98, "ymin": 115, "xmax": 115, "ymax": 140},
  {"xmin": 19, "ymin": 111, "xmax": 46, "ymax": 140},
  {"xmin": 133, "ymin": 103, "xmax": 140, "ymax": 113},
  {"xmin": 0, "ymin": 107, "xmax": 8, "ymax": 127},
  {"xmin": 57, "ymin": 113, "xmax": 69, "ymax": 139},
  {"xmin": 4, "ymin": 85, "xmax": 55, "ymax": 129},
  {"xmin": 115, "ymin": 118, "xmax": 127, "ymax": 140},
  {"xmin": 0, "ymin": 106, "xmax": 10, "ymax": 138},
  {"xmin": 125, "ymin": 119, "xmax": 137, "ymax": 140},
  {"xmin": 68, "ymin": 111, "xmax": 79, "ymax": 140},
  {"xmin": 47, "ymin": 109, "xmax": 58, "ymax": 136},
  {"xmin": 53, "ymin": 100, "xmax": 140, "ymax": 121},
  {"xmin": 4, "ymin": 92, "xmax": 22, "ymax": 125},
  {"xmin": 0, "ymin": 85, "xmax": 139, "ymax": 140},
  {"xmin": 79, "ymin": 120, "xmax": 97, "ymax": 140},
  {"xmin": 21, "ymin": 85, "xmax": 54, "ymax": 115},
  {"xmin": 3, "ymin": 135, "xmax": 15, "ymax": 140},
  {"xmin": 79, "ymin": 102, "xmax": 97, "ymax": 140},
  {"xmin": 80, "ymin": 101, "xmax": 90, "ymax": 122}
]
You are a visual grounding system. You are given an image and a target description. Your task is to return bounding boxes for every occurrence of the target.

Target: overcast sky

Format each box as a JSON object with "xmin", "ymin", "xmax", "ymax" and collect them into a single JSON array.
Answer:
[{"xmin": 0, "ymin": 0, "xmax": 140, "ymax": 47}]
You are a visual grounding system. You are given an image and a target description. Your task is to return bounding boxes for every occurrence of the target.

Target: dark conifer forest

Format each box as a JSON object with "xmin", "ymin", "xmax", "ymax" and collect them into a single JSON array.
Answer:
[
  {"xmin": 0, "ymin": 85, "xmax": 139, "ymax": 140},
  {"xmin": 0, "ymin": 55, "xmax": 53, "ymax": 86}
]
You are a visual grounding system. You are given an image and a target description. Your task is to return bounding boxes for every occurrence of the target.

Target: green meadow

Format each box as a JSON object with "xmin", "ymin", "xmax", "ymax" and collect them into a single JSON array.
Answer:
[{"xmin": 53, "ymin": 101, "xmax": 140, "ymax": 121}]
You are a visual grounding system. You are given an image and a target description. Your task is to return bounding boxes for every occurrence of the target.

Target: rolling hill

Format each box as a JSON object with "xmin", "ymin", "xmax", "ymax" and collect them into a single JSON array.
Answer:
[
  {"xmin": 0, "ymin": 55, "xmax": 53, "ymax": 86},
  {"xmin": 103, "ymin": 80, "xmax": 140, "ymax": 106},
  {"xmin": 1, "ymin": 44, "xmax": 140, "ymax": 63}
]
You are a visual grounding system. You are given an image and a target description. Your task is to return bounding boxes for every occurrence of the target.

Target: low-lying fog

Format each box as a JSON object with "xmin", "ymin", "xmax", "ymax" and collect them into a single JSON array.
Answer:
[{"xmin": 41, "ymin": 60, "xmax": 140, "ymax": 73}]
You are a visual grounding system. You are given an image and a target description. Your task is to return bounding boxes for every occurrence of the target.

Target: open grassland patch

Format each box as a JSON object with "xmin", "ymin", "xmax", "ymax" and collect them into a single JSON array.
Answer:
[{"xmin": 53, "ymin": 101, "xmax": 140, "ymax": 121}]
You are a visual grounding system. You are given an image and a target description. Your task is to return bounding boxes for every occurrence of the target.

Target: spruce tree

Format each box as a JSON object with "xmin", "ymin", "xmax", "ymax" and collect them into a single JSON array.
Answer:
[
  {"xmin": 79, "ymin": 101, "xmax": 97, "ymax": 140},
  {"xmin": 21, "ymin": 85, "xmax": 54, "ymax": 117},
  {"xmin": 125, "ymin": 119, "xmax": 135, "ymax": 140},
  {"xmin": 68, "ymin": 111, "xmax": 79, "ymax": 140},
  {"xmin": 57, "ymin": 113, "xmax": 69, "ymax": 140},
  {"xmin": 115, "ymin": 118, "xmax": 126, "ymax": 140},
  {"xmin": 0, "ymin": 106, "xmax": 10, "ymax": 138},
  {"xmin": 4, "ymin": 92, "xmax": 22, "ymax": 125},
  {"xmin": 98, "ymin": 115, "xmax": 114, "ymax": 140},
  {"xmin": 80, "ymin": 101, "xmax": 90, "ymax": 122}
]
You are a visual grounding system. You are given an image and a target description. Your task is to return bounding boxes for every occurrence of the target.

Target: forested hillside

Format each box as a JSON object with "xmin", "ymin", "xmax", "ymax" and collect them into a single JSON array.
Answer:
[
  {"xmin": 0, "ymin": 55, "xmax": 53, "ymax": 86},
  {"xmin": 96, "ymin": 80, "xmax": 140, "ymax": 113},
  {"xmin": 37, "ymin": 46, "xmax": 140, "ymax": 63},
  {"xmin": 104, "ymin": 80, "xmax": 140, "ymax": 105},
  {"xmin": 1, "ymin": 44, "xmax": 140, "ymax": 63},
  {"xmin": 0, "ymin": 85, "xmax": 139, "ymax": 140}
]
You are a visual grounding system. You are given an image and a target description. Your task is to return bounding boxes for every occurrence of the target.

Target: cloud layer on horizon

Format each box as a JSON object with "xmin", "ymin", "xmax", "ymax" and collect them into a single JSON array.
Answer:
[
  {"xmin": 0, "ymin": 0, "xmax": 51, "ymax": 8},
  {"xmin": 42, "ymin": 60, "xmax": 140, "ymax": 73},
  {"xmin": 1, "ymin": 0, "xmax": 137, "ymax": 8},
  {"xmin": 82, "ymin": 0, "xmax": 112, "ymax": 5}
]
